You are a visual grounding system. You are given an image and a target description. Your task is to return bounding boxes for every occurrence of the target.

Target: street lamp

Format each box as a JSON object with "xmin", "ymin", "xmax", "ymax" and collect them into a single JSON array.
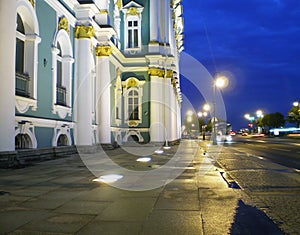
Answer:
[
  {"xmin": 293, "ymin": 101, "xmax": 300, "ymax": 128},
  {"xmin": 256, "ymin": 110, "xmax": 264, "ymax": 133},
  {"xmin": 198, "ymin": 105, "xmax": 209, "ymax": 140},
  {"xmin": 212, "ymin": 74, "xmax": 228, "ymax": 145}
]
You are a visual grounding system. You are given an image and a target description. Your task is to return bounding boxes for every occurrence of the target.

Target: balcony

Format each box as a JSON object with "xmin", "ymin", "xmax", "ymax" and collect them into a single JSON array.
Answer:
[
  {"xmin": 15, "ymin": 72, "xmax": 30, "ymax": 97},
  {"xmin": 56, "ymin": 86, "xmax": 67, "ymax": 106}
]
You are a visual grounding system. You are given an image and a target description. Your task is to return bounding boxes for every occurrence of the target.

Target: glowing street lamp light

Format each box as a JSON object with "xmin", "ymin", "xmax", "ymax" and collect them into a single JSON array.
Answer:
[
  {"xmin": 293, "ymin": 101, "xmax": 299, "ymax": 107},
  {"xmin": 244, "ymin": 113, "xmax": 250, "ymax": 120},
  {"xmin": 186, "ymin": 110, "xmax": 193, "ymax": 116},
  {"xmin": 203, "ymin": 103, "xmax": 210, "ymax": 111},
  {"xmin": 256, "ymin": 110, "xmax": 264, "ymax": 118},
  {"xmin": 212, "ymin": 73, "xmax": 228, "ymax": 145}
]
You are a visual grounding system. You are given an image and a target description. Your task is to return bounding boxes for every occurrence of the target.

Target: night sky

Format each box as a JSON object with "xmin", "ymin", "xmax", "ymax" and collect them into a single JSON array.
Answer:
[{"xmin": 180, "ymin": 0, "xmax": 300, "ymax": 130}]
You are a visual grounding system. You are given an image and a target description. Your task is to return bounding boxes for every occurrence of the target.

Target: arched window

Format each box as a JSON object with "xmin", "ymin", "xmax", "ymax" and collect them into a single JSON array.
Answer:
[
  {"xmin": 16, "ymin": 14, "xmax": 25, "ymax": 74},
  {"xmin": 15, "ymin": 0, "xmax": 40, "ymax": 113},
  {"xmin": 52, "ymin": 26, "xmax": 74, "ymax": 118},
  {"xmin": 15, "ymin": 13, "xmax": 29, "ymax": 97},
  {"xmin": 122, "ymin": 77, "xmax": 145, "ymax": 126}
]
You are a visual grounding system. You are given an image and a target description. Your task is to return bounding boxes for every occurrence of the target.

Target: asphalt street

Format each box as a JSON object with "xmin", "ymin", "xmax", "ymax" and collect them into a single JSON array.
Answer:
[
  {"xmin": 229, "ymin": 136, "xmax": 300, "ymax": 169},
  {"xmin": 217, "ymin": 136, "xmax": 300, "ymax": 234}
]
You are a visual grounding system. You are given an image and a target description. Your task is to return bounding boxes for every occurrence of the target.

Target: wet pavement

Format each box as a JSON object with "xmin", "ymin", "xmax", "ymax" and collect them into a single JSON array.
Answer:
[{"xmin": 0, "ymin": 140, "xmax": 290, "ymax": 234}]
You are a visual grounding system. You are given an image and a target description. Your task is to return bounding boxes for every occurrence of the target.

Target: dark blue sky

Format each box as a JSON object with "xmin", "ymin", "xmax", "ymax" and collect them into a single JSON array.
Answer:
[{"xmin": 180, "ymin": 0, "xmax": 300, "ymax": 129}]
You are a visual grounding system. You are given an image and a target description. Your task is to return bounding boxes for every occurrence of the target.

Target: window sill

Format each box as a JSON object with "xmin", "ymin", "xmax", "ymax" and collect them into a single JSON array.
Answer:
[
  {"xmin": 15, "ymin": 95, "xmax": 37, "ymax": 113},
  {"xmin": 53, "ymin": 104, "xmax": 72, "ymax": 119}
]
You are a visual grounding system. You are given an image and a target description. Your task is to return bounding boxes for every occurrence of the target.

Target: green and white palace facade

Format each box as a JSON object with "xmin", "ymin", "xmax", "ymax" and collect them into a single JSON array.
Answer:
[{"xmin": 0, "ymin": 0, "xmax": 184, "ymax": 154}]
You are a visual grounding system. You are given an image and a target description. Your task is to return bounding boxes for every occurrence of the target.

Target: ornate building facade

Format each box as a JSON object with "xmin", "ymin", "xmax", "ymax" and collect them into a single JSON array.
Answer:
[{"xmin": 0, "ymin": 0, "xmax": 184, "ymax": 153}]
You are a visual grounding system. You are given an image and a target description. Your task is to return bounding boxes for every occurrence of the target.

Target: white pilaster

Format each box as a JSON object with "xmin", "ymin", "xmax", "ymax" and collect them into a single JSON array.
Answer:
[
  {"xmin": 96, "ymin": 45, "xmax": 112, "ymax": 144},
  {"xmin": 0, "ymin": 1, "xmax": 16, "ymax": 151}
]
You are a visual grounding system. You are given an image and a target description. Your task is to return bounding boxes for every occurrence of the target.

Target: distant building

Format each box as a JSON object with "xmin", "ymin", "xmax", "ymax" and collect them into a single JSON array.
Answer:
[{"xmin": 0, "ymin": 0, "xmax": 184, "ymax": 153}]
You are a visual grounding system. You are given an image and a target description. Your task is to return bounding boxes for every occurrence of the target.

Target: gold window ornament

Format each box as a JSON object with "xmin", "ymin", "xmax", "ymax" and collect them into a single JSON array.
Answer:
[{"xmin": 58, "ymin": 17, "xmax": 69, "ymax": 32}]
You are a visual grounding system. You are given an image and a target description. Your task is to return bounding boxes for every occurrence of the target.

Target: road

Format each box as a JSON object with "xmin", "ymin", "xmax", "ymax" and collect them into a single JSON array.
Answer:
[
  {"xmin": 229, "ymin": 136, "xmax": 300, "ymax": 170},
  {"xmin": 213, "ymin": 135, "xmax": 300, "ymax": 234}
]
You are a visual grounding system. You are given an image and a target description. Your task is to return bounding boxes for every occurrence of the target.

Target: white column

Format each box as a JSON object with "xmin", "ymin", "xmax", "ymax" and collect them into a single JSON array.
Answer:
[
  {"xmin": 150, "ymin": 69, "xmax": 164, "ymax": 142},
  {"xmin": 96, "ymin": 45, "xmax": 112, "ymax": 144},
  {"xmin": 74, "ymin": 25, "xmax": 94, "ymax": 146},
  {"xmin": 0, "ymin": 1, "xmax": 16, "ymax": 151}
]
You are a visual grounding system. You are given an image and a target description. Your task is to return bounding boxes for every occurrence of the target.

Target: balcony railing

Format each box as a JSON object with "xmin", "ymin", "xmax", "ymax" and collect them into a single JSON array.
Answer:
[
  {"xmin": 15, "ymin": 72, "xmax": 30, "ymax": 97},
  {"xmin": 56, "ymin": 85, "xmax": 67, "ymax": 106}
]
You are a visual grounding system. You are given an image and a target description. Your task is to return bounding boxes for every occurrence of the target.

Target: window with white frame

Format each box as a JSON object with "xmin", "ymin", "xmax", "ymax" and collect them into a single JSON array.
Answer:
[
  {"xmin": 15, "ymin": 13, "xmax": 37, "ymax": 98},
  {"xmin": 127, "ymin": 19, "xmax": 139, "ymax": 48},
  {"xmin": 122, "ymin": 77, "xmax": 145, "ymax": 125},
  {"xmin": 52, "ymin": 28, "xmax": 73, "ymax": 118},
  {"xmin": 15, "ymin": 1, "xmax": 40, "ymax": 113},
  {"xmin": 122, "ymin": 3, "xmax": 144, "ymax": 51}
]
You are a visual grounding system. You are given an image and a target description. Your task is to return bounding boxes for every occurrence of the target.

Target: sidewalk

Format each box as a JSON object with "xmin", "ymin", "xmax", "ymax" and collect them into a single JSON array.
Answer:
[{"xmin": 0, "ymin": 140, "xmax": 282, "ymax": 234}]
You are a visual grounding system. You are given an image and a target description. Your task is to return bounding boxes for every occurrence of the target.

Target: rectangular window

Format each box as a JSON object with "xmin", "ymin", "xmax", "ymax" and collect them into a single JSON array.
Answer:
[
  {"xmin": 127, "ymin": 20, "xmax": 139, "ymax": 48},
  {"xmin": 128, "ymin": 94, "xmax": 139, "ymax": 120}
]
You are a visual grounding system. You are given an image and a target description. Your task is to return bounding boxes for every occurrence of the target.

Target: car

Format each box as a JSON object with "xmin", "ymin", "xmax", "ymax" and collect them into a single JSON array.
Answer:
[
  {"xmin": 251, "ymin": 133, "xmax": 265, "ymax": 138},
  {"xmin": 230, "ymin": 131, "xmax": 236, "ymax": 136},
  {"xmin": 241, "ymin": 132, "xmax": 248, "ymax": 136}
]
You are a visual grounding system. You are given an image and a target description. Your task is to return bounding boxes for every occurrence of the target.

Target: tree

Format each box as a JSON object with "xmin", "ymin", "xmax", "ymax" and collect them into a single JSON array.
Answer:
[
  {"xmin": 287, "ymin": 106, "xmax": 300, "ymax": 128},
  {"xmin": 262, "ymin": 112, "xmax": 285, "ymax": 129}
]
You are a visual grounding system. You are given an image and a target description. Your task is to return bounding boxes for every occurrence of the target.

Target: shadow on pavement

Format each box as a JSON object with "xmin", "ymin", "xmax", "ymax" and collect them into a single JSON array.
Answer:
[{"xmin": 230, "ymin": 200, "xmax": 284, "ymax": 235}]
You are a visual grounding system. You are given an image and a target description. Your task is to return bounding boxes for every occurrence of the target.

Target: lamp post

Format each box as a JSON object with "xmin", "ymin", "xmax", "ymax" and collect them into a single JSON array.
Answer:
[
  {"xmin": 212, "ymin": 74, "xmax": 228, "ymax": 145},
  {"xmin": 244, "ymin": 110, "xmax": 264, "ymax": 133},
  {"xmin": 293, "ymin": 101, "xmax": 300, "ymax": 128},
  {"xmin": 256, "ymin": 110, "xmax": 264, "ymax": 133},
  {"xmin": 198, "ymin": 103, "xmax": 210, "ymax": 140}
]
